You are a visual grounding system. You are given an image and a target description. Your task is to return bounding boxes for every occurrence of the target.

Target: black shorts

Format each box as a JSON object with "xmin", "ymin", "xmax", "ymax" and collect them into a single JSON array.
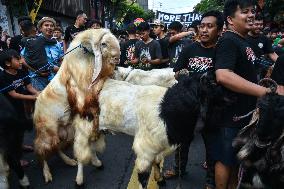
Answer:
[{"xmin": 210, "ymin": 127, "xmax": 241, "ymax": 166}]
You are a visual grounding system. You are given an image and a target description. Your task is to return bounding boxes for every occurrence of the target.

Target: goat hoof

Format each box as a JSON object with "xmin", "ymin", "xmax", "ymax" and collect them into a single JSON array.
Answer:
[
  {"xmin": 44, "ymin": 175, "xmax": 52, "ymax": 183},
  {"xmin": 157, "ymin": 179, "xmax": 166, "ymax": 186},
  {"xmin": 75, "ymin": 182, "xmax": 85, "ymax": 189}
]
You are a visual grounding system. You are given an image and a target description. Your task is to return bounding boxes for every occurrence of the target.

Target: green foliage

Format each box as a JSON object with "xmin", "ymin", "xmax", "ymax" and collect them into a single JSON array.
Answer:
[
  {"xmin": 193, "ymin": 0, "xmax": 224, "ymax": 13},
  {"xmin": 264, "ymin": 0, "xmax": 284, "ymax": 21},
  {"xmin": 104, "ymin": 0, "xmax": 155, "ymax": 27},
  {"xmin": 122, "ymin": 3, "xmax": 155, "ymax": 24}
]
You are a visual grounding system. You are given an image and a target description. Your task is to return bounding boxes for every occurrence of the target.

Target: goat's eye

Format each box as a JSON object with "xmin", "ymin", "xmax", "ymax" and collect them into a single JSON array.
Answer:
[{"xmin": 101, "ymin": 42, "xmax": 107, "ymax": 48}]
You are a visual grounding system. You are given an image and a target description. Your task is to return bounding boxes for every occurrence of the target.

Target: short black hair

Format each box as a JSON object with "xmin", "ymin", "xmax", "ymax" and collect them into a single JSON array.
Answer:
[
  {"xmin": 255, "ymin": 14, "xmax": 263, "ymax": 21},
  {"xmin": 0, "ymin": 49, "xmax": 21, "ymax": 69},
  {"xmin": 76, "ymin": 10, "xmax": 85, "ymax": 18},
  {"xmin": 126, "ymin": 23, "xmax": 137, "ymax": 34},
  {"xmin": 17, "ymin": 16, "xmax": 32, "ymax": 25},
  {"xmin": 201, "ymin": 10, "xmax": 224, "ymax": 31},
  {"xmin": 168, "ymin": 21, "xmax": 183, "ymax": 32},
  {"xmin": 224, "ymin": 0, "xmax": 256, "ymax": 26},
  {"xmin": 86, "ymin": 19, "xmax": 102, "ymax": 28},
  {"xmin": 20, "ymin": 20, "xmax": 35, "ymax": 34},
  {"xmin": 137, "ymin": 22, "xmax": 150, "ymax": 32},
  {"xmin": 0, "ymin": 26, "xmax": 2, "ymax": 32}
]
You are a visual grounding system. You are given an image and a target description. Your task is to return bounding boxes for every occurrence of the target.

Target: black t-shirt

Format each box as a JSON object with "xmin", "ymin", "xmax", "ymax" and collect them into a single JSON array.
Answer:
[
  {"xmin": 9, "ymin": 35, "xmax": 23, "ymax": 53},
  {"xmin": 64, "ymin": 25, "xmax": 85, "ymax": 44},
  {"xmin": 247, "ymin": 34, "xmax": 275, "ymax": 78},
  {"xmin": 174, "ymin": 42, "xmax": 215, "ymax": 74},
  {"xmin": 156, "ymin": 37, "xmax": 170, "ymax": 68},
  {"xmin": 21, "ymin": 36, "xmax": 56, "ymax": 70},
  {"xmin": 246, "ymin": 34, "xmax": 274, "ymax": 57},
  {"xmin": 119, "ymin": 39, "xmax": 139, "ymax": 67},
  {"xmin": 215, "ymin": 31, "xmax": 257, "ymax": 128},
  {"xmin": 134, "ymin": 39, "xmax": 162, "ymax": 70},
  {"xmin": 168, "ymin": 38, "xmax": 192, "ymax": 68},
  {"xmin": 0, "ymin": 69, "xmax": 31, "ymax": 114},
  {"xmin": 271, "ymin": 55, "xmax": 284, "ymax": 85}
]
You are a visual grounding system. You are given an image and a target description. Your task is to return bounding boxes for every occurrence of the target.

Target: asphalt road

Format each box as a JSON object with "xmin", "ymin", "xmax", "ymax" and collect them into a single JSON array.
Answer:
[{"xmin": 11, "ymin": 132, "xmax": 206, "ymax": 189}]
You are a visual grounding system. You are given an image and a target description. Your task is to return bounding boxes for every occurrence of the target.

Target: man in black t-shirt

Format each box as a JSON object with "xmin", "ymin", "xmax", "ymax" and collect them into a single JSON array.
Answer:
[
  {"xmin": 168, "ymin": 21, "xmax": 192, "ymax": 67},
  {"xmin": 132, "ymin": 22, "xmax": 162, "ymax": 70},
  {"xmin": 152, "ymin": 20, "xmax": 169, "ymax": 68},
  {"xmin": 246, "ymin": 14, "xmax": 278, "ymax": 79},
  {"xmin": 119, "ymin": 23, "xmax": 138, "ymax": 67},
  {"xmin": 164, "ymin": 11, "xmax": 224, "ymax": 189},
  {"xmin": 63, "ymin": 10, "xmax": 87, "ymax": 52},
  {"xmin": 214, "ymin": 1, "xmax": 284, "ymax": 189},
  {"xmin": 9, "ymin": 16, "xmax": 32, "ymax": 53}
]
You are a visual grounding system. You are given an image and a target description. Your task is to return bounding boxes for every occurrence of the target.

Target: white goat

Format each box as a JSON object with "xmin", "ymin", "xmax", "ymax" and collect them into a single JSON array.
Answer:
[
  {"xmin": 112, "ymin": 67, "xmax": 177, "ymax": 88},
  {"xmin": 33, "ymin": 29, "xmax": 120, "ymax": 186},
  {"xmin": 98, "ymin": 79, "xmax": 177, "ymax": 188}
]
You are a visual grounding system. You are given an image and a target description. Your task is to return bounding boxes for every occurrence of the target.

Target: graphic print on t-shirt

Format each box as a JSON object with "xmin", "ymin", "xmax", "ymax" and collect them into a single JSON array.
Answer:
[
  {"xmin": 12, "ymin": 78, "xmax": 24, "ymax": 89},
  {"xmin": 126, "ymin": 44, "xmax": 136, "ymax": 61},
  {"xmin": 172, "ymin": 44, "xmax": 184, "ymax": 64},
  {"xmin": 258, "ymin": 42, "xmax": 263, "ymax": 49},
  {"xmin": 246, "ymin": 47, "xmax": 256, "ymax": 63},
  {"xmin": 139, "ymin": 47, "xmax": 151, "ymax": 61},
  {"xmin": 187, "ymin": 56, "xmax": 213, "ymax": 73}
]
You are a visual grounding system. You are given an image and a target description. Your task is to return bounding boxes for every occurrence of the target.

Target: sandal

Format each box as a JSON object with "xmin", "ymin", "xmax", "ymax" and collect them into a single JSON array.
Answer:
[
  {"xmin": 22, "ymin": 145, "xmax": 34, "ymax": 152},
  {"xmin": 20, "ymin": 160, "xmax": 30, "ymax": 167},
  {"xmin": 163, "ymin": 169, "xmax": 187, "ymax": 180}
]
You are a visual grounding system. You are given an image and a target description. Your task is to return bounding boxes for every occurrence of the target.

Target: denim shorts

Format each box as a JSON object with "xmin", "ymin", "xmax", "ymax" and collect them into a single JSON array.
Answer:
[{"xmin": 208, "ymin": 127, "xmax": 241, "ymax": 166}]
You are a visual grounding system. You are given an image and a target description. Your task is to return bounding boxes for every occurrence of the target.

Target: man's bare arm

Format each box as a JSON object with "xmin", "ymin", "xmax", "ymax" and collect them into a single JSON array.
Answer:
[{"xmin": 216, "ymin": 69, "xmax": 270, "ymax": 97}]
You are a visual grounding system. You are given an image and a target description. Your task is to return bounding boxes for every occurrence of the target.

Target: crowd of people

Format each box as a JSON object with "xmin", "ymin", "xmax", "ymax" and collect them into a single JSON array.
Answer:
[{"xmin": 0, "ymin": 0, "xmax": 284, "ymax": 188}]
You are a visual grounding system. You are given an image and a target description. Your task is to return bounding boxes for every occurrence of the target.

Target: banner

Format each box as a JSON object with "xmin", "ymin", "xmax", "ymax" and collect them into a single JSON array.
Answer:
[
  {"xmin": 156, "ymin": 11, "xmax": 201, "ymax": 27},
  {"xmin": 29, "ymin": 0, "xmax": 43, "ymax": 23}
]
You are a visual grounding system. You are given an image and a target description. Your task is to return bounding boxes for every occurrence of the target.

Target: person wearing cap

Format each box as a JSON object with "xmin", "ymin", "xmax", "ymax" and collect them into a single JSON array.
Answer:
[
  {"xmin": 38, "ymin": 17, "xmax": 63, "ymax": 80},
  {"xmin": 21, "ymin": 17, "xmax": 62, "ymax": 91},
  {"xmin": 63, "ymin": 10, "xmax": 87, "ymax": 52},
  {"xmin": 152, "ymin": 20, "xmax": 170, "ymax": 68},
  {"xmin": 131, "ymin": 22, "xmax": 162, "ymax": 70}
]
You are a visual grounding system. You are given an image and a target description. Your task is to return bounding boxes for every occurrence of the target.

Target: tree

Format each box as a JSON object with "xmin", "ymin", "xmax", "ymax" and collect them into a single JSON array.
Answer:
[
  {"xmin": 104, "ymin": 0, "xmax": 155, "ymax": 28},
  {"xmin": 122, "ymin": 3, "xmax": 155, "ymax": 25},
  {"xmin": 193, "ymin": 0, "xmax": 224, "ymax": 13},
  {"xmin": 263, "ymin": 0, "xmax": 284, "ymax": 21}
]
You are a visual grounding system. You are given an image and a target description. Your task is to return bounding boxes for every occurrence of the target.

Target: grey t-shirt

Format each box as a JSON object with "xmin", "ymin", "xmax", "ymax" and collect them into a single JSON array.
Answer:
[{"xmin": 134, "ymin": 39, "xmax": 162, "ymax": 70}]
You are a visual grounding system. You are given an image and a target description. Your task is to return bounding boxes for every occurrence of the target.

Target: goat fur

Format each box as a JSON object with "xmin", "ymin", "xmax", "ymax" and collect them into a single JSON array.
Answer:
[
  {"xmin": 98, "ymin": 73, "xmax": 210, "ymax": 188},
  {"xmin": 112, "ymin": 67, "xmax": 177, "ymax": 88},
  {"xmin": 33, "ymin": 29, "xmax": 120, "ymax": 184},
  {"xmin": 233, "ymin": 93, "xmax": 284, "ymax": 189}
]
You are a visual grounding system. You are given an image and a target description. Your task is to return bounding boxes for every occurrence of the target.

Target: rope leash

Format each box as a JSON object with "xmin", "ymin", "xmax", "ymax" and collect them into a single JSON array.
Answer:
[{"xmin": 0, "ymin": 44, "xmax": 85, "ymax": 93}]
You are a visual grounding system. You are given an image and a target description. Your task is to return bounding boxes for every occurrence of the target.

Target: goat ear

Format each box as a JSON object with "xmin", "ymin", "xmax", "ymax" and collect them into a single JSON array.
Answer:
[
  {"xmin": 88, "ymin": 29, "xmax": 108, "ymax": 89},
  {"xmin": 89, "ymin": 45, "xmax": 102, "ymax": 89}
]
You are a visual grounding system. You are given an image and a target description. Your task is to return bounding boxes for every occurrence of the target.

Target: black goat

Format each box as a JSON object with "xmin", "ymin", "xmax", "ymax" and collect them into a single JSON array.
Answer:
[
  {"xmin": 233, "ymin": 93, "xmax": 284, "ymax": 189},
  {"xmin": 159, "ymin": 74, "xmax": 202, "ymax": 145},
  {"xmin": 0, "ymin": 94, "xmax": 30, "ymax": 189}
]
